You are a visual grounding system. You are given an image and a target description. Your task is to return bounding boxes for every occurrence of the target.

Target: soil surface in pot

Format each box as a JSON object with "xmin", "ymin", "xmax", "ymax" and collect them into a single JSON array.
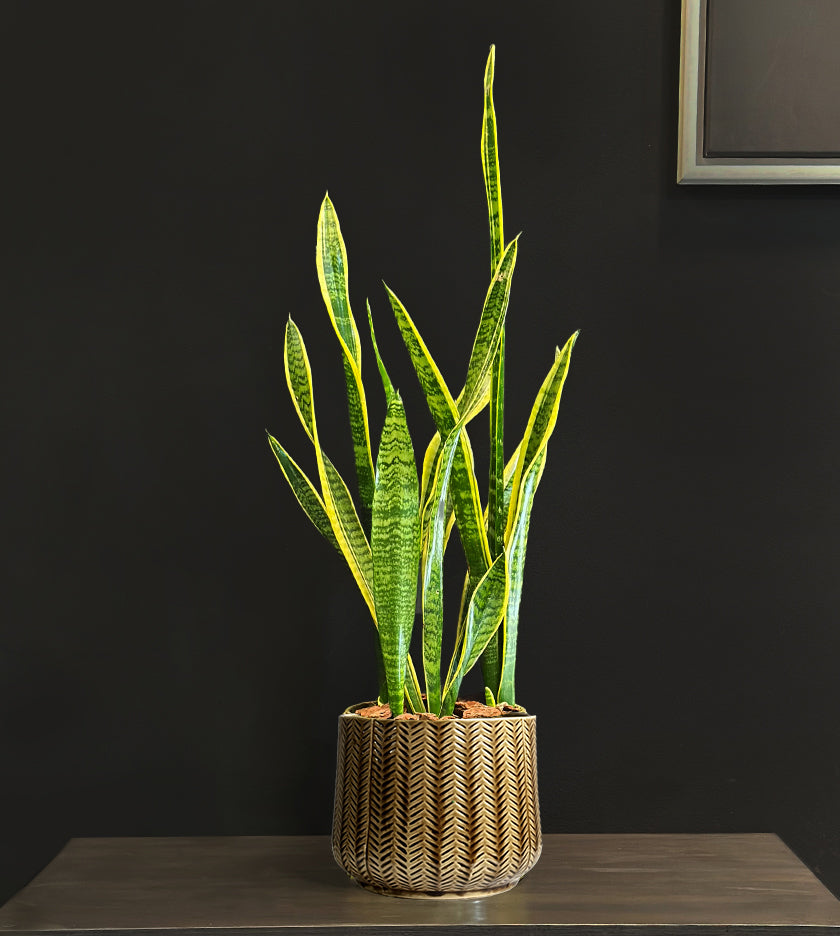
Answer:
[{"xmin": 355, "ymin": 699, "xmax": 525, "ymax": 720}]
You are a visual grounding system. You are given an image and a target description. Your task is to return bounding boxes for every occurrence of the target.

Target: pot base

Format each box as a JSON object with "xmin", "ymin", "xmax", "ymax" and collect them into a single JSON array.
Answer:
[{"xmin": 356, "ymin": 878, "xmax": 521, "ymax": 900}]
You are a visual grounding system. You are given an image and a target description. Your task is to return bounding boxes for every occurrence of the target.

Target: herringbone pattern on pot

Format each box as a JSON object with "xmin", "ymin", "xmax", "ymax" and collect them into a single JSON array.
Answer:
[{"xmin": 332, "ymin": 709, "xmax": 542, "ymax": 896}]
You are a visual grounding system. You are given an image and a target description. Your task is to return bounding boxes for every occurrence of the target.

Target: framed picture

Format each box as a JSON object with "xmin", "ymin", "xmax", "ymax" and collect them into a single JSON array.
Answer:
[{"xmin": 678, "ymin": 0, "xmax": 840, "ymax": 183}]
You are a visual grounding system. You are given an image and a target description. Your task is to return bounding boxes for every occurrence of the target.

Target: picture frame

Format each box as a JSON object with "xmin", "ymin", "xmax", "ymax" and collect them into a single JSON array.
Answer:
[{"xmin": 678, "ymin": 0, "xmax": 840, "ymax": 184}]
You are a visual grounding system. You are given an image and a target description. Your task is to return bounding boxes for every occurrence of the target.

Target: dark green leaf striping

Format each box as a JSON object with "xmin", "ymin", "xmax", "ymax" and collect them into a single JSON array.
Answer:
[
  {"xmin": 460, "ymin": 238, "xmax": 518, "ymax": 417},
  {"xmin": 498, "ymin": 448, "xmax": 547, "ymax": 705},
  {"xmin": 371, "ymin": 395, "xmax": 420, "ymax": 716},
  {"xmin": 441, "ymin": 552, "xmax": 508, "ymax": 715},
  {"xmin": 267, "ymin": 434, "xmax": 340, "ymax": 553},
  {"xmin": 284, "ymin": 319, "xmax": 315, "ymax": 440},
  {"xmin": 422, "ymin": 419, "xmax": 464, "ymax": 715},
  {"xmin": 317, "ymin": 195, "xmax": 358, "ymax": 362},
  {"xmin": 367, "ymin": 300, "xmax": 395, "ymax": 404},
  {"xmin": 506, "ymin": 331, "xmax": 578, "ymax": 543},
  {"xmin": 386, "ymin": 284, "xmax": 458, "ymax": 434},
  {"xmin": 481, "ymin": 45, "xmax": 504, "ymax": 275}
]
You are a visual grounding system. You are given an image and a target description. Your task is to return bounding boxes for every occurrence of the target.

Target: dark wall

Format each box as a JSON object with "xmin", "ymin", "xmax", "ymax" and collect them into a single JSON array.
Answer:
[{"xmin": 2, "ymin": 0, "xmax": 840, "ymax": 906}]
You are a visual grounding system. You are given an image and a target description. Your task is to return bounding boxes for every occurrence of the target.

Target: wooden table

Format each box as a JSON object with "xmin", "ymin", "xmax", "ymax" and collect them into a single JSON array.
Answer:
[{"xmin": 1, "ymin": 834, "xmax": 839, "ymax": 935}]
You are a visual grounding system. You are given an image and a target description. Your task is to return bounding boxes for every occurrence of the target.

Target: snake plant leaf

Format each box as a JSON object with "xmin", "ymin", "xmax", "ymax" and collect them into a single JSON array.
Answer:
[
  {"xmin": 267, "ymin": 433, "xmax": 340, "ymax": 553},
  {"xmin": 441, "ymin": 550, "xmax": 509, "ymax": 715},
  {"xmin": 284, "ymin": 317, "xmax": 316, "ymax": 441},
  {"xmin": 371, "ymin": 393, "xmax": 420, "ymax": 716},
  {"xmin": 367, "ymin": 300, "xmax": 395, "ymax": 405},
  {"xmin": 497, "ymin": 447, "xmax": 547, "ymax": 706},
  {"xmin": 482, "ymin": 44, "xmax": 504, "ymax": 276},
  {"xmin": 476, "ymin": 46, "xmax": 508, "ymax": 692},
  {"xmin": 487, "ymin": 332, "xmax": 506, "ymax": 558},
  {"xmin": 418, "ymin": 434, "xmax": 454, "ymax": 561},
  {"xmin": 481, "ymin": 330, "xmax": 506, "ymax": 694},
  {"xmin": 474, "ymin": 45, "xmax": 508, "ymax": 691},
  {"xmin": 471, "ymin": 439, "xmax": 519, "ymax": 693},
  {"xmin": 505, "ymin": 331, "xmax": 579, "ymax": 543},
  {"xmin": 419, "ymin": 433, "xmax": 442, "ymax": 517},
  {"xmin": 502, "ymin": 442, "xmax": 521, "ymax": 525},
  {"xmin": 421, "ymin": 418, "xmax": 466, "ymax": 715},
  {"xmin": 387, "ymin": 262, "xmax": 517, "ymax": 439},
  {"xmin": 386, "ymin": 283, "xmax": 499, "ymax": 580},
  {"xmin": 459, "ymin": 237, "xmax": 518, "ymax": 420},
  {"xmin": 405, "ymin": 655, "xmax": 424, "ymax": 713},
  {"xmin": 316, "ymin": 195, "xmax": 376, "ymax": 522},
  {"xmin": 280, "ymin": 319, "xmax": 420, "ymax": 710},
  {"xmin": 322, "ymin": 455, "xmax": 375, "ymax": 598},
  {"xmin": 385, "ymin": 284, "xmax": 460, "ymax": 433},
  {"xmin": 283, "ymin": 317, "xmax": 376, "ymax": 620}
]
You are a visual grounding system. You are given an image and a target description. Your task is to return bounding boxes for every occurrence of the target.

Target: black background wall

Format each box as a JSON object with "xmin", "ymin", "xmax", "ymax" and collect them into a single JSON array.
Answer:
[{"xmin": 2, "ymin": 0, "xmax": 839, "ymax": 907}]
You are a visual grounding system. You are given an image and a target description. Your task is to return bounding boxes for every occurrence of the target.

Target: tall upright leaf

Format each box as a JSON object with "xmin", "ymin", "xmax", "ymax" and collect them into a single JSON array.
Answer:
[
  {"xmin": 497, "ymin": 448, "xmax": 547, "ymax": 705},
  {"xmin": 367, "ymin": 300, "xmax": 395, "ymax": 404},
  {"xmin": 316, "ymin": 195, "xmax": 376, "ymax": 526},
  {"xmin": 441, "ymin": 551, "xmax": 509, "ymax": 715},
  {"xmin": 371, "ymin": 394, "xmax": 420, "ymax": 716},
  {"xmin": 480, "ymin": 44, "xmax": 508, "ymax": 693},
  {"xmin": 505, "ymin": 332, "xmax": 579, "ymax": 544},
  {"xmin": 386, "ymin": 285, "xmax": 491, "ymax": 580},
  {"xmin": 481, "ymin": 45, "xmax": 504, "ymax": 275},
  {"xmin": 494, "ymin": 334, "xmax": 578, "ymax": 704},
  {"xmin": 456, "ymin": 238, "xmax": 519, "ymax": 419},
  {"xmin": 421, "ymin": 419, "xmax": 465, "ymax": 715}
]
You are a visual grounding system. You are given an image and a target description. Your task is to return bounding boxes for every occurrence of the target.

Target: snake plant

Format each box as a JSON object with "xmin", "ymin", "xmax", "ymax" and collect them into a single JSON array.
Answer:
[{"xmin": 268, "ymin": 47, "xmax": 578, "ymax": 717}]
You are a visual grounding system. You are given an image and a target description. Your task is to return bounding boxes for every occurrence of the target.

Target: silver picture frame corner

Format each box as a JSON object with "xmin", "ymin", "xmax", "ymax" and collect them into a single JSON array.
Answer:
[{"xmin": 677, "ymin": 0, "xmax": 840, "ymax": 185}]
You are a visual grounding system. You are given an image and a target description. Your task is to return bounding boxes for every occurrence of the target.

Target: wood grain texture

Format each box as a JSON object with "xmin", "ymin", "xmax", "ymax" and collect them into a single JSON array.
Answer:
[{"xmin": 1, "ymin": 833, "xmax": 840, "ymax": 934}]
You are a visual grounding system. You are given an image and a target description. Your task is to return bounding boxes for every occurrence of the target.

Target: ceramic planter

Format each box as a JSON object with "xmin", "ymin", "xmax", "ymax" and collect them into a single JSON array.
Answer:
[{"xmin": 331, "ymin": 703, "xmax": 542, "ymax": 898}]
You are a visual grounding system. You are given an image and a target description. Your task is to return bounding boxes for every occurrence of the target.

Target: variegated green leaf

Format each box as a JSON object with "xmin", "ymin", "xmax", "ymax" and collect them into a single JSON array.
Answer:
[
  {"xmin": 323, "ymin": 455, "xmax": 374, "ymax": 595},
  {"xmin": 371, "ymin": 393, "xmax": 420, "ymax": 716},
  {"xmin": 418, "ymin": 435, "xmax": 456, "ymax": 576},
  {"xmin": 316, "ymin": 195, "xmax": 358, "ymax": 358},
  {"xmin": 419, "ymin": 432, "xmax": 442, "ymax": 516},
  {"xmin": 283, "ymin": 318, "xmax": 376, "ymax": 620},
  {"xmin": 441, "ymin": 551, "xmax": 508, "ymax": 715},
  {"xmin": 421, "ymin": 418, "xmax": 465, "ymax": 715},
  {"xmin": 450, "ymin": 441, "xmax": 522, "ymax": 701},
  {"xmin": 481, "ymin": 331, "xmax": 506, "ymax": 695},
  {"xmin": 316, "ymin": 195, "xmax": 376, "ymax": 522},
  {"xmin": 449, "ymin": 434, "xmax": 491, "ymax": 575},
  {"xmin": 505, "ymin": 331, "xmax": 579, "ymax": 543},
  {"xmin": 405, "ymin": 655, "xmax": 424, "ymax": 713},
  {"xmin": 386, "ymin": 284, "xmax": 492, "ymax": 580},
  {"xmin": 477, "ymin": 46, "xmax": 508, "ymax": 694},
  {"xmin": 459, "ymin": 237, "xmax": 518, "ymax": 418},
  {"xmin": 266, "ymin": 433, "xmax": 339, "ymax": 553},
  {"xmin": 497, "ymin": 447, "xmax": 547, "ymax": 706},
  {"xmin": 367, "ymin": 300, "xmax": 395, "ymax": 404},
  {"xmin": 482, "ymin": 44, "xmax": 504, "ymax": 275},
  {"xmin": 278, "ymin": 319, "xmax": 422, "ymax": 710},
  {"xmin": 501, "ymin": 442, "xmax": 520, "ymax": 523},
  {"xmin": 385, "ymin": 284, "xmax": 459, "ymax": 433},
  {"xmin": 284, "ymin": 317, "xmax": 315, "ymax": 441},
  {"xmin": 487, "ymin": 333, "xmax": 506, "ymax": 558}
]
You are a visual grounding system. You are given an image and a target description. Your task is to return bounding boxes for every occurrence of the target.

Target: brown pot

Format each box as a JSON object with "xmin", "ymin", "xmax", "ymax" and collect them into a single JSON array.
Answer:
[{"xmin": 331, "ymin": 702, "xmax": 542, "ymax": 899}]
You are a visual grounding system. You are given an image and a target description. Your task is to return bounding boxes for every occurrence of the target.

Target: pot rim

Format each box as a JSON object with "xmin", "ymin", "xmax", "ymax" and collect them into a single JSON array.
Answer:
[{"xmin": 340, "ymin": 700, "xmax": 536, "ymax": 721}]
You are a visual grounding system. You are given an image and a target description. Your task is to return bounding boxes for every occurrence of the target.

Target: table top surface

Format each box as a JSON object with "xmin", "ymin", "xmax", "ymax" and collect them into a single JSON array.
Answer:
[{"xmin": 1, "ymin": 833, "xmax": 839, "ymax": 934}]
